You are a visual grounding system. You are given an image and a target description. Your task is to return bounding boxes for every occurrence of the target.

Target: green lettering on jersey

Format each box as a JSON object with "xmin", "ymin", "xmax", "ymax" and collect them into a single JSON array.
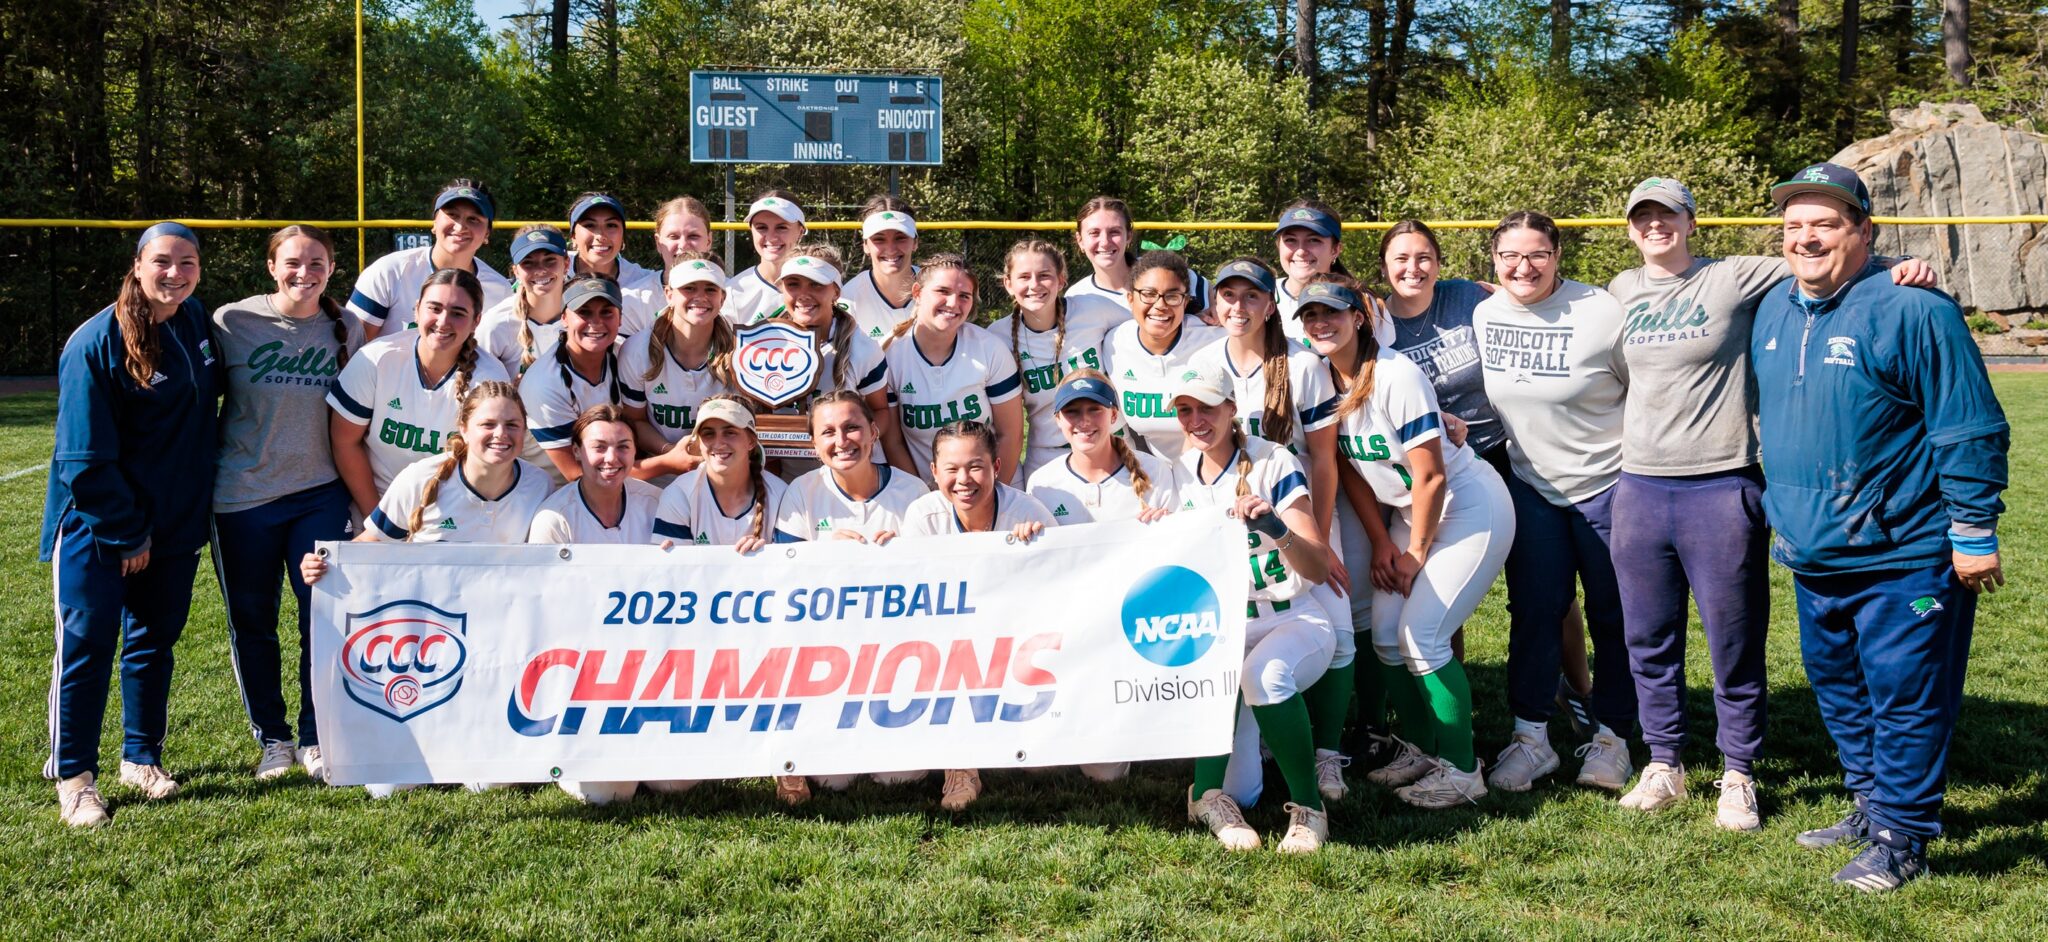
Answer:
[
  {"xmin": 246, "ymin": 341, "xmax": 342, "ymax": 384},
  {"xmin": 899, "ymin": 394, "xmax": 985, "ymax": 430},
  {"xmin": 1121, "ymin": 390, "xmax": 1169, "ymax": 419},
  {"xmin": 1340, "ymin": 433, "xmax": 1391, "ymax": 463},
  {"xmin": 378, "ymin": 418, "xmax": 443, "ymax": 455},
  {"xmin": 649, "ymin": 403, "xmax": 691, "ymax": 430}
]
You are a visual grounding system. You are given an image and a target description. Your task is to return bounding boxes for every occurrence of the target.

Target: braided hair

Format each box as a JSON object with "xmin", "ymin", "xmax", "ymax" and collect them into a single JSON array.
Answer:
[
  {"xmin": 555, "ymin": 273, "xmax": 625, "ymax": 409},
  {"xmin": 408, "ymin": 380, "xmax": 523, "ymax": 537},
  {"xmin": 1062, "ymin": 368, "xmax": 1151, "ymax": 502},
  {"xmin": 1003, "ymin": 239, "xmax": 1070, "ymax": 379},
  {"xmin": 265, "ymin": 225, "xmax": 354, "ymax": 370},
  {"xmin": 886, "ymin": 253, "xmax": 976, "ymax": 351},
  {"xmin": 416, "ymin": 268, "xmax": 485, "ymax": 399},
  {"xmin": 508, "ymin": 223, "xmax": 568, "ymax": 373}
]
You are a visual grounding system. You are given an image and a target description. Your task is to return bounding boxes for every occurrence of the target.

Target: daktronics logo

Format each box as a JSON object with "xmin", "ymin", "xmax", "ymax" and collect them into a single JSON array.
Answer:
[
  {"xmin": 505, "ymin": 634, "xmax": 1061, "ymax": 737},
  {"xmin": 340, "ymin": 600, "xmax": 469, "ymax": 722},
  {"xmin": 1120, "ymin": 566, "xmax": 1222, "ymax": 667}
]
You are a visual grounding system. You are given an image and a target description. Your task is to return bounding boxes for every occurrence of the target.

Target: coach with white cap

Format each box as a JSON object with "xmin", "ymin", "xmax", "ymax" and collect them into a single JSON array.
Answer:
[{"xmin": 1751, "ymin": 161, "xmax": 2008, "ymax": 893}]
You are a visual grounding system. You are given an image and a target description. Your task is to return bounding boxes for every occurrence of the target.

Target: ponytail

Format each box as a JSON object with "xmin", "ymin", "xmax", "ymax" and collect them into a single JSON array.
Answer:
[
  {"xmin": 266, "ymin": 225, "xmax": 352, "ymax": 371},
  {"xmin": 113, "ymin": 273, "xmax": 163, "ymax": 389},
  {"xmin": 1258, "ymin": 315, "xmax": 1294, "ymax": 445},
  {"xmin": 515, "ymin": 291, "xmax": 539, "ymax": 373},
  {"xmin": 828, "ymin": 308, "xmax": 858, "ymax": 389},
  {"xmin": 1229, "ymin": 424, "xmax": 1254, "ymax": 499},
  {"xmin": 1108, "ymin": 435, "xmax": 1153, "ymax": 502},
  {"xmin": 884, "ymin": 315, "xmax": 916, "ymax": 351},
  {"xmin": 747, "ymin": 442, "xmax": 770, "ymax": 544}
]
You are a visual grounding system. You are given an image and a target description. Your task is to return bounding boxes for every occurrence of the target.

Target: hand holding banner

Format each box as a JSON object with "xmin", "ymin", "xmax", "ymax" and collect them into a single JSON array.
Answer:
[{"xmin": 310, "ymin": 509, "xmax": 1249, "ymax": 786}]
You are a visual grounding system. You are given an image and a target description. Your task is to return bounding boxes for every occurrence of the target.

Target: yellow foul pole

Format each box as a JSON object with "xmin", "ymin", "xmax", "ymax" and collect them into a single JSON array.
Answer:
[{"xmin": 355, "ymin": 0, "xmax": 366, "ymax": 270}]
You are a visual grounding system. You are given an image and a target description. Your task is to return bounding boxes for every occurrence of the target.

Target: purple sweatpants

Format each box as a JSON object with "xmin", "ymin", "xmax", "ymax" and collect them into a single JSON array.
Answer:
[{"xmin": 1610, "ymin": 468, "xmax": 1771, "ymax": 774}]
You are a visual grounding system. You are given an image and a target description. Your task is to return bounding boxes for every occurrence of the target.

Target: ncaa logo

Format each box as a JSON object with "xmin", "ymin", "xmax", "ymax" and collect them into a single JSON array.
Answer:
[
  {"xmin": 1120, "ymin": 566, "xmax": 1223, "ymax": 667},
  {"xmin": 340, "ymin": 600, "xmax": 469, "ymax": 722},
  {"xmin": 734, "ymin": 321, "xmax": 820, "ymax": 407}
]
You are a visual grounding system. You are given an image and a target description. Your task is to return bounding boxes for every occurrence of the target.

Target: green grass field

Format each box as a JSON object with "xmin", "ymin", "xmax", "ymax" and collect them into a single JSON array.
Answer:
[{"xmin": 1, "ymin": 380, "xmax": 2044, "ymax": 940}]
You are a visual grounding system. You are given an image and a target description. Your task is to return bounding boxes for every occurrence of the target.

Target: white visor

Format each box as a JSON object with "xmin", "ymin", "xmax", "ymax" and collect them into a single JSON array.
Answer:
[
  {"xmin": 667, "ymin": 258, "xmax": 728, "ymax": 290},
  {"xmin": 746, "ymin": 197, "xmax": 807, "ymax": 228},
  {"xmin": 861, "ymin": 211, "xmax": 918, "ymax": 240},
  {"xmin": 780, "ymin": 256, "xmax": 842, "ymax": 287}
]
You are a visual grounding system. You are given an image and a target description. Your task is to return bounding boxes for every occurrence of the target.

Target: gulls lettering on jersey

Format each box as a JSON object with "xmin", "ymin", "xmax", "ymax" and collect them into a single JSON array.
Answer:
[{"xmin": 327, "ymin": 330, "xmax": 514, "ymax": 491}]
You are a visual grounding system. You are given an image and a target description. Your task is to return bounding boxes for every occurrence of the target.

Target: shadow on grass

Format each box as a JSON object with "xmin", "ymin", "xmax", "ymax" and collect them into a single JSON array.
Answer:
[{"xmin": 0, "ymin": 392, "xmax": 55, "ymax": 429}]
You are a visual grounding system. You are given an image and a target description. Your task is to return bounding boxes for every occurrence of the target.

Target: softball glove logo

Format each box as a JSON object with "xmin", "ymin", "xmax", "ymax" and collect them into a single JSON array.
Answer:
[
  {"xmin": 1119, "ymin": 566, "xmax": 1223, "ymax": 667},
  {"xmin": 340, "ymin": 600, "xmax": 470, "ymax": 722}
]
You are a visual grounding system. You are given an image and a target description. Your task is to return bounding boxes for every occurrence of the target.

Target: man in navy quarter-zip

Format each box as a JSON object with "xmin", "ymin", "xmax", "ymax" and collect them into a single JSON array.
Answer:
[{"xmin": 1751, "ymin": 163, "xmax": 2009, "ymax": 893}]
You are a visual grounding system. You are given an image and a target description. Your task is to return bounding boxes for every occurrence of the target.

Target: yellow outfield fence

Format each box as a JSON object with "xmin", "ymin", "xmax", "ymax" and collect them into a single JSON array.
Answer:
[{"xmin": 4, "ymin": 215, "xmax": 2048, "ymax": 232}]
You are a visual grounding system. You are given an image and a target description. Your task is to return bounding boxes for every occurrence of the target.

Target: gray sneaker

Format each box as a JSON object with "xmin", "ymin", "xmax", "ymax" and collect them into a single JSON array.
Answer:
[
  {"xmin": 1574, "ymin": 732, "xmax": 1632, "ymax": 791},
  {"xmin": 1487, "ymin": 730, "xmax": 1561, "ymax": 792},
  {"xmin": 255, "ymin": 740, "xmax": 297, "ymax": 780}
]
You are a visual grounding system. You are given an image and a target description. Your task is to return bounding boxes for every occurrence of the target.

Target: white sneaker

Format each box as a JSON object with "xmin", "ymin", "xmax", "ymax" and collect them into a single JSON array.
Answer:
[
  {"xmin": 255, "ymin": 741, "xmax": 297, "ymax": 781},
  {"xmin": 1715, "ymin": 770, "xmax": 1762, "ymax": 832},
  {"xmin": 118, "ymin": 761, "xmax": 179, "ymax": 800},
  {"xmin": 1365, "ymin": 739, "xmax": 1436, "ymax": 787},
  {"xmin": 1619, "ymin": 761, "xmax": 1686, "ymax": 811},
  {"xmin": 1275, "ymin": 803, "xmax": 1329, "ymax": 854},
  {"xmin": 1314, "ymin": 750, "xmax": 1350, "ymax": 803},
  {"xmin": 57, "ymin": 772, "xmax": 110, "ymax": 827},
  {"xmin": 1186, "ymin": 787, "xmax": 1260, "ymax": 851},
  {"xmin": 940, "ymin": 769, "xmax": 981, "ymax": 811},
  {"xmin": 299, "ymin": 745, "xmax": 327, "ymax": 783},
  {"xmin": 1396, "ymin": 760, "xmax": 1488, "ymax": 809},
  {"xmin": 1487, "ymin": 730, "xmax": 1560, "ymax": 792},
  {"xmin": 1574, "ymin": 732, "xmax": 1633, "ymax": 791}
]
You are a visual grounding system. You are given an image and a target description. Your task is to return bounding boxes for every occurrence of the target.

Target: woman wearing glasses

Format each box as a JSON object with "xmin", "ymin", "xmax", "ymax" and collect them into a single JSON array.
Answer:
[
  {"xmin": 1102, "ymin": 251, "xmax": 1223, "ymax": 463},
  {"xmin": 1469, "ymin": 212, "xmax": 1640, "ymax": 797}
]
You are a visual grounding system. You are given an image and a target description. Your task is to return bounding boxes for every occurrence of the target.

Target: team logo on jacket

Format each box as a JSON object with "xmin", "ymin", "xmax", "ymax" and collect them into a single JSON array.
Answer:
[
  {"xmin": 734, "ymin": 321, "xmax": 820, "ymax": 407},
  {"xmin": 340, "ymin": 600, "xmax": 469, "ymax": 722},
  {"xmin": 1120, "ymin": 566, "xmax": 1223, "ymax": 667},
  {"xmin": 1910, "ymin": 596, "xmax": 1944, "ymax": 618},
  {"xmin": 1824, "ymin": 336, "xmax": 1857, "ymax": 366}
]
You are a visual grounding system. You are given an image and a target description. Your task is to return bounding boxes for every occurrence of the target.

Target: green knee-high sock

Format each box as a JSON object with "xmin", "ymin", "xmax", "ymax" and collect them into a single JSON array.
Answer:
[
  {"xmin": 1379, "ymin": 661, "xmax": 1435, "ymax": 752},
  {"xmin": 1250, "ymin": 696, "xmax": 1323, "ymax": 811},
  {"xmin": 1191, "ymin": 755, "xmax": 1231, "ymax": 796},
  {"xmin": 1304, "ymin": 661, "xmax": 1356, "ymax": 751},
  {"xmin": 1353, "ymin": 653, "xmax": 1388, "ymax": 729},
  {"xmin": 1420, "ymin": 660, "xmax": 1477, "ymax": 773}
]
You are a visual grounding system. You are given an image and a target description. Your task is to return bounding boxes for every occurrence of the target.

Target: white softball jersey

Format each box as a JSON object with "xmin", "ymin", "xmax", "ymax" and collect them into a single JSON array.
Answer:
[
  {"xmin": 1102, "ymin": 319, "xmax": 1223, "ymax": 464},
  {"xmin": 651, "ymin": 468, "xmax": 792, "ymax": 546},
  {"xmin": 841, "ymin": 269, "xmax": 917, "ymax": 343},
  {"xmin": 1026, "ymin": 449, "xmax": 1181, "ymax": 525},
  {"xmin": 1470, "ymin": 279, "xmax": 1629, "ymax": 507},
  {"xmin": 1177, "ymin": 435, "xmax": 1313, "ymax": 608},
  {"xmin": 327, "ymin": 330, "xmax": 513, "ymax": 493},
  {"xmin": 598, "ymin": 256, "xmax": 663, "ymax": 338},
  {"xmin": 615, "ymin": 332, "xmax": 738, "ymax": 446},
  {"xmin": 519, "ymin": 348, "xmax": 625, "ymax": 453},
  {"xmin": 1188, "ymin": 340, "xmax": 1340, "ymax": 453},
  {"xmin": 366, "ymin": 455, "xmax": 551, "ymax": 543},
  {"xmin": 720, "ymin": 266, "xmax": 781, "ymax": 325},
  {"xmin": 1276, "ymin": 280, "xmax": 1399, "ymax": 350},
  {"xmin": 774, "ymin": 464, "xmax": 929, "ymax": 541},
  {"xmin": 883, "ymin": 324, "xmax": 1022, "ymax": 481},
  {"xmin": 900, "ymin": 483, "xmax": 1057, "ymax": 536},
  {"xmin": 1334, "ymin": 349, "xmax": 1477, "ymax": 510},
  {"xmin": 527, "ymin": 477, "xmax": 664, "ymax": 544},
  {"xmin": 987, "ymin": 294, "xmax": 1125, "ymax": 476},
  {"xmin": 476, "ymin": 295, "xmax": 563, "ymax": 379},
  {"xmin": 346, "ymin": 246, "xmax": 514, "ymax": 333}
]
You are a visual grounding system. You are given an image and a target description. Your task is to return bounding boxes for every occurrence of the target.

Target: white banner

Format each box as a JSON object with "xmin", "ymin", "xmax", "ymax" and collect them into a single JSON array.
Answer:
[{"xmin": 309, "ymin": 509, "xmax": 1249, "ymax": 786}]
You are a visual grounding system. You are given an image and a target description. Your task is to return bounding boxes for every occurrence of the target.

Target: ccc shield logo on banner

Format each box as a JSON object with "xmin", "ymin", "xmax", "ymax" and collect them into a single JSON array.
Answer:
[
  {"xmin": 341, "ymin": 599, "xmax": 470, "ymax": 722},
  {"xmin": 1119, "ymin": 566, "xmax": 1223, "ymax": 667},
  {"xmin": 734, "ymin": 321, "xmax": 820, "ymax": 408}
]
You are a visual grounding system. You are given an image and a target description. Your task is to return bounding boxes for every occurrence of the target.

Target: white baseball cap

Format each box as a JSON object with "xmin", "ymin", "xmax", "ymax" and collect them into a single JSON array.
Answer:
[
  {"xmin": 861, "ymin": 211, "xmax": 917, "ymax": 240},
  {"xmin": 779, "ymin": 255, "xmax": 842, "ymax": 287},
  {"xmin": 746, "ymin": 196, "xmax": 806, "ymax": 228},
  {"xmin": 694, "ymin": 398, "xmax": 756, "ymax": 432},
  {"xmin": 667, "ymin": 257, "xmax": 728, "ymax": 290},
  {"xmin": 1167, "ymin": 369, "xmax": 1233, "ymax": 408}
]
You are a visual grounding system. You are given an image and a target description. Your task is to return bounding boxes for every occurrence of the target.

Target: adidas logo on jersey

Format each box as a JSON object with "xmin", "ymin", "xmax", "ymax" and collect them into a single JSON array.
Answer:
[
  {"xmin": 901, "ymin": 382, "xmax": 918, "ymax": 394},
  {"xmin": 149, "ymin": 371, "xmax": 169, "ymax": 385},
  {"xmin": 654, "ymin": 383, "xmax": 668, "ymax": 394},
  {"xmin": 388, "ymin": 397, "xmax": 403, "ymax": 410},
  {"xmin": 868, "ymin": 326, "xmax": 885, "ymax": 338},
  {"xmin": 1182, "ymin": 499, "xmax": 1196, "ymax": 510},
  {"xmin": 1053, "ymin": 504, "xmax": 1069, "ymax": 517},
  {"xmin": 1019, "ymin": 350, "xmax": 1033, "ymax": 360},
  {"xmin": 1122, "ymin": 369, "xmax": 1136, "ymax": 380},
  {"xmin": 815, "ymin": 519, "xmax": 833, "ymax": 531},
  {"xmin": 693, "ymin": 534, "xmax": 711, "ymax": 544},
  {"xmin": 437, "ymin": 517, "xmax": 457, "ymax": 530}
]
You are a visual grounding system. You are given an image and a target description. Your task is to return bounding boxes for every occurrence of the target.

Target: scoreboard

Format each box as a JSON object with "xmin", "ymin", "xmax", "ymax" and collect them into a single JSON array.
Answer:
[{"xmin": 688, "ymin": 70, "xmax": 944, "ymax": 166}]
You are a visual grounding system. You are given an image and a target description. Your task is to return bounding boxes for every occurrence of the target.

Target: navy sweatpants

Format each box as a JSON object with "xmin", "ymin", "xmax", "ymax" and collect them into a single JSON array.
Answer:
[
  {"xmin": 46, "ymin": 511, "xmax": 201, "ymax": 780},
  {"xmin": 1502, "ymin": 472, "xmax": 1636, "ymax": 734},
  {"xmin": 1611, "ymin": 469, "xmax": 1771, "ymax": 773},
  {"xmin": 1796, "ymin": 562, "xmax": 1975, "ymax": 839},
  {"xmin": 211, "ymin": 480, "xmax": 353, "ymax": 747}
]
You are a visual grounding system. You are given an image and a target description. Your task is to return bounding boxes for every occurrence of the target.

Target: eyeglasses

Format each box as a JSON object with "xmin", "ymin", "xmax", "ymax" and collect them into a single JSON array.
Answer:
[
  {"xmin": 1494, "ymin": 251, "xmax": 1556, "ymax": 266},
  {"xmin": 1133, "ymin": 289, "xmax": 1190, "ymax": 305}
]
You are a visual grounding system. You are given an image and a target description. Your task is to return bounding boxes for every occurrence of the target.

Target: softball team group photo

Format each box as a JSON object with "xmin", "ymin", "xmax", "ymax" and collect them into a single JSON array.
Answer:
[{"xmin": 42, "ymin": 160, "xmax": 2009, "ymax": 894}]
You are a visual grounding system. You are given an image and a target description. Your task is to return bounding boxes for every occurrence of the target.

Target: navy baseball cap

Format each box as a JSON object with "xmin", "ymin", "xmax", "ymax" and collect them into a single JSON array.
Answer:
[
  {"xmin": 1294, "ymin": 281, "xmax": 1364, "ymax": 316},
  {"xmin": 1771, "ymin": 163, "xmax": 1872, "ymax": 214},
  {"xmin": 1213, "ymin": 259, "xmax": 1277, "ymax": 295},
  {"xmin": 563, "ymin": 275, "xmax": 623, "ymax": 313},
  {"xmin": 1275, "ymin": 206, "xmax": 1341, "ymax": 240},
  {"xmin": 1053, "ymin": 375, "xmax": 1119, "ymax": 413},
  {"xmin": 510, "ymin": 227, "xmax": 569, "ymax": 264},
  {"xmin": 433, "ymin": 184, "xmax": 495, "ymax": 222},
  {"xmin": 570, "ymin": 193, "xmax": 628, "ymax": 227}
]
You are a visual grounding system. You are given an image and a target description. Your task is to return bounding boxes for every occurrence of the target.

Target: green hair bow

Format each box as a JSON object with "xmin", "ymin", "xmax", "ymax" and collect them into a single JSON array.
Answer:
[{"xmin": 1138, "ymin": 235, "xmax": 1188, "ymax": 252}]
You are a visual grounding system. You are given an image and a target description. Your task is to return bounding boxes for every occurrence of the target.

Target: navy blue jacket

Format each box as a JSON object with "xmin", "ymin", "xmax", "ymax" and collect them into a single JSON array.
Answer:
[
  {"xmin": 1750, "ymin": 263, "xmax": 2008, "ymax": 575},
  {"xmin": 40, "ymin": 299, "xmax": 221, "ymax": 562}
]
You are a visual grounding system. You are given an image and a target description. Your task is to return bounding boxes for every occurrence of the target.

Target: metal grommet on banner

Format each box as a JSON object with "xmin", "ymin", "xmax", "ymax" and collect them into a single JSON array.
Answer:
[
  {"xmin": 1015, "ymin": 750, "xmax": 1027, "ymax": 763},
  {"xmin": 315, "ymin": 546, "xmax": 330, "ymax": 559},
  {"xmin": 1004, "ymin": 534, "xmax": 1018, "ymax": 545},
  {"xmin": 785, "ymin": 547, "xmax": 797, "ymax": 559},
  {"xmin": 558, "ymin": 546, "xmax": 572, "ymax": 560},
  {"xmin": 782, "ymin": 760, "xmax": 796, "ymax": 773},
  {"xmin": 549, "ymin": 766, "xmax": 562, "ymax": 781}
]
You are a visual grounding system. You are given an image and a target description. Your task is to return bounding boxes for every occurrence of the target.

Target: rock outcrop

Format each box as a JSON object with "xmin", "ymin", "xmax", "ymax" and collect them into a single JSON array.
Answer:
[{"xmin": 1832, "ymin": 102, "xmax": 2048, "ymax": 314}]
